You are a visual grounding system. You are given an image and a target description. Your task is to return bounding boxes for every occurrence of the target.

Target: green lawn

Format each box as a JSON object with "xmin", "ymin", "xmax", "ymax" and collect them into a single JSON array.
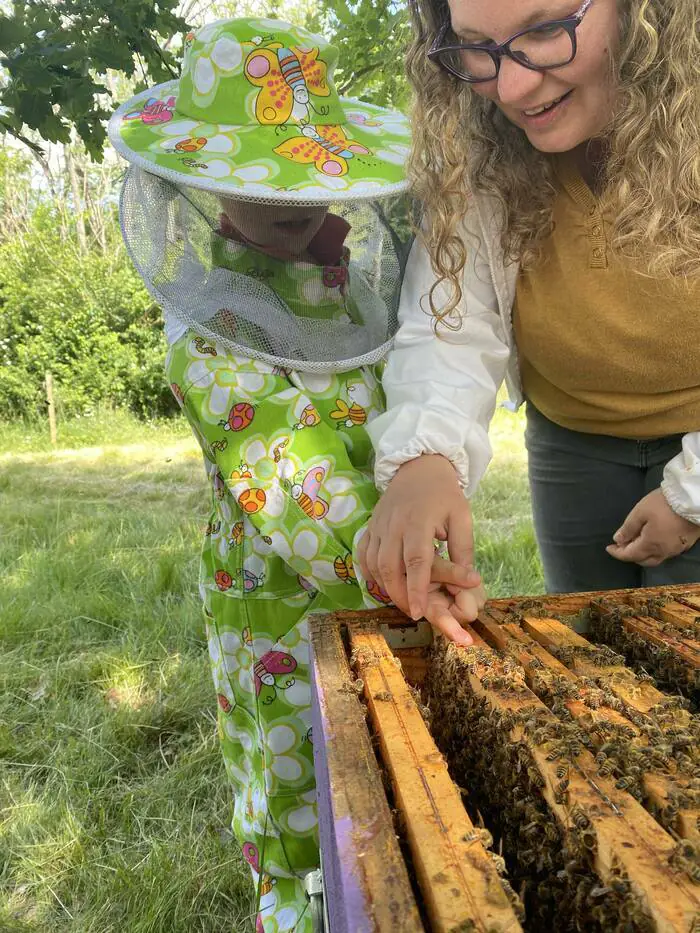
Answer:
[{"xmin": 0, "ymin": 405, "xmax": 542, "ymax": 932}]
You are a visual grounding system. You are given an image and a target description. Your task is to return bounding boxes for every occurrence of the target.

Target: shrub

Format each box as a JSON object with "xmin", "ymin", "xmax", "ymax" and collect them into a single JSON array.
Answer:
[{"xmin": 0, "ymin": 204, "xmax": 178, "ymax": 419}]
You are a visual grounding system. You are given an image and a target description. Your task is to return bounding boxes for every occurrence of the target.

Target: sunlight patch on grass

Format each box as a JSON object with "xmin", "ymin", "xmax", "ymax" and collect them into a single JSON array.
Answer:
[{"xmin": 103, "ymin": 672, "xmax": 152, "ymax": 712}]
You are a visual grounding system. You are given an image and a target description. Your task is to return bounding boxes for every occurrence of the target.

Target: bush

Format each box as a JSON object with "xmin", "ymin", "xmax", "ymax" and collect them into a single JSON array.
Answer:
[{"xmin": 0, "ymin": 203, "xmax": 178, "ymax": 420}]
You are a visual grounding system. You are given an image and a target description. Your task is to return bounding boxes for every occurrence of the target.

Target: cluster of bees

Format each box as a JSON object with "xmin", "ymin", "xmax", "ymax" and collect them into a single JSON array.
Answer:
[
  {"xmin": 590, "ymin": 597, "xmax": 700, "ymax": 706},
  {"xmin": 420, "ymin": 598, "xmax": 700, "ymax": 933}
]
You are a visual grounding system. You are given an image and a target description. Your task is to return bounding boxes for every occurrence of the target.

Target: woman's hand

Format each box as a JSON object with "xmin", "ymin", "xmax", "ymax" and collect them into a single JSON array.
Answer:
[
  {"xmin": 606, "ymin": 488, "xmax": 700, "ymax": 567},
  {"xmin": 359, "ymin": 455, "xmax": 477, "ymax": 620}
]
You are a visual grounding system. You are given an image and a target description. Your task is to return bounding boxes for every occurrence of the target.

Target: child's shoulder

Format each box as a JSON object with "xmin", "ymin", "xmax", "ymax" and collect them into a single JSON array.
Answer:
[{"xmin": 165, "ymin": 329, "xmax": 289, "ymax": 396}]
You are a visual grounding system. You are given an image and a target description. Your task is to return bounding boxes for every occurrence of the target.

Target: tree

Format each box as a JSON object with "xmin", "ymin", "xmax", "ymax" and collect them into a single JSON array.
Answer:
[
  {"xmin": 0, "ymin": 0, "xmax": 187, "ymax": 160},
  {"xmin": 0, "ymin": 1, "xmax": 410, "ymax": 162},
  {"xmin": 309, "ymin": 0, "xmax": 410, "ymax": 108}
]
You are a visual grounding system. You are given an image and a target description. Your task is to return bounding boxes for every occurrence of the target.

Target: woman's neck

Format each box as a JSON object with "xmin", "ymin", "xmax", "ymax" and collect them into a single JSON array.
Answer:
[{"xmin": 572, "ymin": 138, "xmax": 609, "ymax": 195}]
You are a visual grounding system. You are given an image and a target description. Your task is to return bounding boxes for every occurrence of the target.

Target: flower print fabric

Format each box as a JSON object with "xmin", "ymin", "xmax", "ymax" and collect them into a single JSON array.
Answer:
[{"xmin": 166, "ymin": 313, "xmax": 389, "ymax": 931}]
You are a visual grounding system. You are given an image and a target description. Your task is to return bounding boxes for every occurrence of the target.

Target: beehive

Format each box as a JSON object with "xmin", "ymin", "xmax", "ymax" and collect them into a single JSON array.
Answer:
[{"xmin": 309, "ymin": 584, "xmax": 700, "ymax": 933}]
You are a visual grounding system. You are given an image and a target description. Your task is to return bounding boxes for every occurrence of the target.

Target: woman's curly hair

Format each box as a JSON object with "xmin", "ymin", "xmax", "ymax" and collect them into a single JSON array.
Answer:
[{"xmin": 407, "ymin": 0, "xmax": 700, "ymax": 326}]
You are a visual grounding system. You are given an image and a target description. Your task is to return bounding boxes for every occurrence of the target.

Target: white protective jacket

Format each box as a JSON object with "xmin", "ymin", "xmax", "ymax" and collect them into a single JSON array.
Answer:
[{"xmin": 367, "ymin": 193, "xmax": 700, "ymax": 524}]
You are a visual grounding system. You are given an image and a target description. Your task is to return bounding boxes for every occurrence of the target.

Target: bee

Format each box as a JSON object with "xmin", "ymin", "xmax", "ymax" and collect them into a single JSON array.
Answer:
[
  {"xmin": 671, "ymin": 732, "xmax": 693, "ymax": 748},
  {"xmin": 329, "ymin": 397, "xmax": 367, "ymax": 428},
  {"xmin": 570, "ymin": 806, "xmax": 590, "ymax": 830},
  {"xmin": 259, "ymin": 873, "xmax": 275, "ymax": 896},
  {"xmin": 532, "ymin": 727, "xmax": 553, "ymax": 746},
  {"xmin": 615, "ymin": 775, "xmax": 637, "ymax": 791},
  {"xmin": 333, "ymin": 553, "xmax": 357, "ymax": 584},
  {"xmin": 527, "ymin": 767, "xmax": 545, "ymax": 789},
  {"xmin": 680, "ymin": 859, "xmax": 700, "ymax": 884},
  {"xmin": 225, "ymin": 521, "xmax": 243, "ymax": 546}
]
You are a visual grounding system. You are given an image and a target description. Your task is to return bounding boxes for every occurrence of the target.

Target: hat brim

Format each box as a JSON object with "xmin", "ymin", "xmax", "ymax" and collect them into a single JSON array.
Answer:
[{"xmin": 108, "ymin": 80, "xmax": 410, "ymax": 203}]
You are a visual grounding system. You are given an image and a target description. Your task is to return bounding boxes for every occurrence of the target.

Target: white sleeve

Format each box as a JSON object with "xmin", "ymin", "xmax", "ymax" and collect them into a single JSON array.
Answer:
[
  {"xmin": 367, "ymin": 219, "xmax": 511, "ymax": 495},
  {"xmin": 661, "ymin": 432, "xmax": 700, "ymax": 525}
]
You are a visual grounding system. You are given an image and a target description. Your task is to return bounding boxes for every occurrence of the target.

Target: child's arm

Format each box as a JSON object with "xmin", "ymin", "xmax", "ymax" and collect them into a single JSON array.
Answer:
[
  {"xmin": 172, "ymin": 337, "xmax": 398, "ymax": 611},
  {"xmin": 170, "ymin": 335, "xmax": 480, "ymax": 635}
]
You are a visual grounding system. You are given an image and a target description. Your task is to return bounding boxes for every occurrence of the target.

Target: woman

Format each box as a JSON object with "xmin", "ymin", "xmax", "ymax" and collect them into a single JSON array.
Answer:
[{"xmin": 359, "ymin": 0, "xmax": 700, "ymax": 636}]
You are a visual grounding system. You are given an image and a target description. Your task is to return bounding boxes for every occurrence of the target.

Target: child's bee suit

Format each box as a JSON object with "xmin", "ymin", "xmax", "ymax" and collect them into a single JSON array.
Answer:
[{"xmin": 109, "ymin": 17, "xmax": 411, "ymax": 932}]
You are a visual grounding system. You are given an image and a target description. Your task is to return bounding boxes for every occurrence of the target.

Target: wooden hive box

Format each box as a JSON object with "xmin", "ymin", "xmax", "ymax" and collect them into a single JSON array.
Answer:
[{"xmin": 309, "ymin": 584, "xmax": 700, "ymax": 933}]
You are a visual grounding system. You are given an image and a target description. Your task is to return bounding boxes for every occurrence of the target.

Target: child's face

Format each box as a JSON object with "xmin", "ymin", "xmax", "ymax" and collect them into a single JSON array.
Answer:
[{"xmin": 219, "ymin": 198, "xmax": 328, "ymax": 257}]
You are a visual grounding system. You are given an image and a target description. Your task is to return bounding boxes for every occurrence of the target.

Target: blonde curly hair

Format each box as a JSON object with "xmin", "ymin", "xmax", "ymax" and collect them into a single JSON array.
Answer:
[{"xmin": 407, "ymin": 0, "xmax": 700, "ymax": 326}]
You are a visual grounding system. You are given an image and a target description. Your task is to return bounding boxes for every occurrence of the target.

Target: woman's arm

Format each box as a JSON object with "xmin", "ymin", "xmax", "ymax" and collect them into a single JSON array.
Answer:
[
  {"xmin": 368, "ymin": 225, "xmax": 510, "ymax": 495},
  {"xmin": 363, "ymin": 223, "xmax": 511, "ymax": 619},
  {"xmin": 662, "ymin": 432, "xmax": 700, "ymax": 524}
]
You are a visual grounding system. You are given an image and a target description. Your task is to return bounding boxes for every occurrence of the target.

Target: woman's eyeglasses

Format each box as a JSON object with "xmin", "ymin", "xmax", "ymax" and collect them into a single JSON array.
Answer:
[{"xmin": 427, "ymin": 0, "xmax": 593, "ymax": 83}]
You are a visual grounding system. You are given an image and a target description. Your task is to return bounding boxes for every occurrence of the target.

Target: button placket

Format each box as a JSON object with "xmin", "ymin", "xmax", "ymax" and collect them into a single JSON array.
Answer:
[
  {"xmin": 587, "ymin": 209, "xmax": 607, "ymax": 269},
  {"xmin": 556, "ymin": 154, "xmax": 608, "ymax": 269}
]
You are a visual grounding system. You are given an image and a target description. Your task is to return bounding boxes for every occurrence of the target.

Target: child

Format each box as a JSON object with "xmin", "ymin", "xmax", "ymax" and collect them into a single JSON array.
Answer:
[{"xmin": 110, "ymin": 17, "xmax": 483, "ymax": 932}]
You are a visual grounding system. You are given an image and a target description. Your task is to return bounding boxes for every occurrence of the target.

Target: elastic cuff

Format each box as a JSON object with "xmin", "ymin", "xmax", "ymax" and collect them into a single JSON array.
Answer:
[
  {"xmin": 374, "ymin": 443, "xmax": 470, "ymax": 493},
  {"xmin": 660, "ymin": 480, "xmax": 700, "ymax": 526}
]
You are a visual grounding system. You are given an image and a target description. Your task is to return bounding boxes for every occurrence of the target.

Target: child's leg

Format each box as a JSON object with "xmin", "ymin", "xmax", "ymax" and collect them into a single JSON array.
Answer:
[{"xmin": 207, "ymin": 600, "xmax": 318, "ymax": 933}]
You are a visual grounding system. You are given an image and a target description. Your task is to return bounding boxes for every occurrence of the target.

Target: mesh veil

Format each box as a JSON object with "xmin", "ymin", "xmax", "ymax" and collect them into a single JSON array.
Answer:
[{"xmin": 120, "ymin": 167, "xmax": 413, "ymax": 373}]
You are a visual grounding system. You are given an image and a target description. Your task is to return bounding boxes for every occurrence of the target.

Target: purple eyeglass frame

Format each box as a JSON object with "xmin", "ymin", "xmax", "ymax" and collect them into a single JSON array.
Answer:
[{"xmin": 428, "ymin": 0, "xmax": 594, "ymax": 82}]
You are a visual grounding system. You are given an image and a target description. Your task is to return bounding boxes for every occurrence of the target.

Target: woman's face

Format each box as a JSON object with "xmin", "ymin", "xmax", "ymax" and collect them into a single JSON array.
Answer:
[{"xmin": 446, "ymin": 0, "xmax": 619, "ymax": 152}]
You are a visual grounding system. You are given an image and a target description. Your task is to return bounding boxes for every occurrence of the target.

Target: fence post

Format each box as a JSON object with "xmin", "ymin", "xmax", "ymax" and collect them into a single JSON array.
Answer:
[{"xmin": 45, "ymin": 372, "xmax": 57, "ymax": 447}]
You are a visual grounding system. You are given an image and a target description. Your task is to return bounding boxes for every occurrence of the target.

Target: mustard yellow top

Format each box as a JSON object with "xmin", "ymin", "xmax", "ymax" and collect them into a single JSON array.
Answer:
[{"xmin": 513, "ymin": 154, "xmax": 700, "ymax": 438}]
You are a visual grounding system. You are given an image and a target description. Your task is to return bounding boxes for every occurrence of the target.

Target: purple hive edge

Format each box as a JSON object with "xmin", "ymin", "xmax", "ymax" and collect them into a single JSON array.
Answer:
[{"xmin": 310, "ymin": 649, "xmax": 375, "ymax": 933}]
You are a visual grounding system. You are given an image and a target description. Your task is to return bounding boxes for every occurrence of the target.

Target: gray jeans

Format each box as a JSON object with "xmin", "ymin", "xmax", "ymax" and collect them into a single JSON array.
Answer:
[{"xmin": 524, "ymin": 402, "xmax": 700, "ymax": 593}]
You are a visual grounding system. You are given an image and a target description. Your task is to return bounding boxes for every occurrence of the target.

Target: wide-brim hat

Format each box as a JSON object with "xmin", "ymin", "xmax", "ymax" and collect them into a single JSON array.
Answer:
[{"xmin": 108, "ymin": 17, "xmax": 411, "ymax": 204}]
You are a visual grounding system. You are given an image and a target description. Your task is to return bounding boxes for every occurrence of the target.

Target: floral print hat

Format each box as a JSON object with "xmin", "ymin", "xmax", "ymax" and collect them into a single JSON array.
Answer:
[{"xmin": 108, "ymin": 16, "xmax": 410, "ymax": 203}]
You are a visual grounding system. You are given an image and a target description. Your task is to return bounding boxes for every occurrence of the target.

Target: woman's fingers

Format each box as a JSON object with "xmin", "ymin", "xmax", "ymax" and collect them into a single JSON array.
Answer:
[{"xmin": 431, "ymin": 557, "xmax": 481, "ymax": 588}]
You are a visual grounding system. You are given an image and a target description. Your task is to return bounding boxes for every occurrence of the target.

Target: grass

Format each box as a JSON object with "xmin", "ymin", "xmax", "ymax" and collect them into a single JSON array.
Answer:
[{"xmin": 0, "ymin": 404, "xmax": 542, "ymax": 931}]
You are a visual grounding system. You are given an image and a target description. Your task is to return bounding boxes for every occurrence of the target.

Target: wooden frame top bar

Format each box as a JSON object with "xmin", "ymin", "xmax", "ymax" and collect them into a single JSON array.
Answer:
[{"xmin": 309, "ymin": 614, "xmax": 424, "ymax": 933}]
